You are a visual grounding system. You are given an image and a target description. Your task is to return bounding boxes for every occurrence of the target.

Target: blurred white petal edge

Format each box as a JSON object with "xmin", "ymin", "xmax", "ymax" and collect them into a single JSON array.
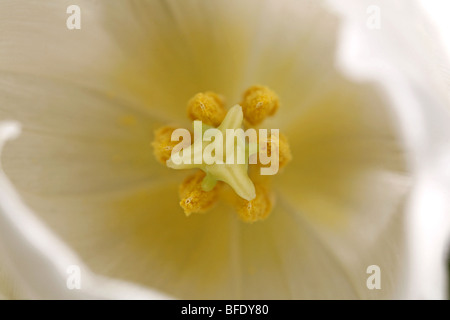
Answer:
[
  {"xmin": 0, "ymin": 121, "xmax": 171, "ymax": 300},
  {"xmin": 326, "ymin": 0, "xmax": 450, "ymax": 299}
]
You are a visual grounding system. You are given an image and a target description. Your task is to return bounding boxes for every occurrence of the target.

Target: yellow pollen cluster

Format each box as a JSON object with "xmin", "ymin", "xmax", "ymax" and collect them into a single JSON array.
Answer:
[
  {"xmin": 179, "ymin": 170, "xmax": 222, "ymax": 216},
  {"xmin": 187, "ymin": 92, "xmax": 226, "ymax": 127},
  {"xmin": 232, "ymin": 182, "xmax": 274, "ymax": 223},
  {"xmin": 152, "ymin": 86, "xmax": 291, "ymax": 223},
  {"xmin": 152, "ymin": 126, "xmax": 183, "ymax": 164},
  {"xmin": 241, "ymin": 85, "xmax": 280, "ymax": 126},
  {"xmin": 258, "ymin": 132, "xmax": 292, "ymax": 170}
]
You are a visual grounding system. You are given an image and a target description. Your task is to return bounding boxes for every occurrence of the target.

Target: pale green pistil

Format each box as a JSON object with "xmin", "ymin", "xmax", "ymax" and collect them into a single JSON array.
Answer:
[{"xmin": 166, "ymin": 105, "xmax": 256, "ymax": 201}]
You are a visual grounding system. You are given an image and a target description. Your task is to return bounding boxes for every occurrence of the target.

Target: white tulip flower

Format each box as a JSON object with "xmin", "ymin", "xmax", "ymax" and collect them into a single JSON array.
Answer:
[{"xmin": 0, "ymin": 0, "xmax": 449, "ymax": 300}]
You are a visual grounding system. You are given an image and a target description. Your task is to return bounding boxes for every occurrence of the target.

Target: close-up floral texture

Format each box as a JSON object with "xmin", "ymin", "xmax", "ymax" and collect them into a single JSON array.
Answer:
[{"xmin": 0, "ymin": 0, "xmax": 449, "ymax": 300}]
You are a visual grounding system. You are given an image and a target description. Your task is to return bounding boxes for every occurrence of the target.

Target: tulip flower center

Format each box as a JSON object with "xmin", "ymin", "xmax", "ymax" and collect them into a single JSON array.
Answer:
[{"xmin": 152, "ymin": 85, "xmax": 292, "ymax": 222}]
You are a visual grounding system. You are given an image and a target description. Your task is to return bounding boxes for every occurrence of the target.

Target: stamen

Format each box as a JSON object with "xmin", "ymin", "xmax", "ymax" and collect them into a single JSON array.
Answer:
[
  {"xmin": 187, "ymin": 92, "xmax": 226, "ymax": 127},
  {"xmin": 232, "ymin": 182, "xmax": 274, "ymax": 223},
  {"xmin": 151, "ymin": 126, "xmax": 189, "ymax": 164},
  {"xmin": 179, "ymin": 170, "xmax": 221, "ymax": 216},
  {"xmin": 241, "ymin": 85, "xmax": 280, "ymax": 125},
  {"xmin": 258, "ymin": 132, "xmax": 292, "ymax": 169},
  {"xmin": 152, "ymin": 87, "xmax": 289, "ymax": 222}
]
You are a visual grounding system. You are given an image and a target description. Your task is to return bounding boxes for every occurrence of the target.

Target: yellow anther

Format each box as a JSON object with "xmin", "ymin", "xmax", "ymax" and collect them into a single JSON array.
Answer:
[
  {"xmin": 179, "ymin": 170, "xmax": 221, "ymax": 216},
  {"xmin": 232, "ymin": 182, "xmax": 274, "ymax": 223},
  {"xmin": 187, "ymin": 92, "xmax": 226, "ymax": 127},
  {"xmin": 152, "ymin": 126, "xmax": 191, "ymax": 164},
  {"xmin": 258, "ymin": 132, "xmax": 292, "ymax": 169},
  {"xmin": 241, "ymin": 85, "xmax": 280, "ymax": 126}
]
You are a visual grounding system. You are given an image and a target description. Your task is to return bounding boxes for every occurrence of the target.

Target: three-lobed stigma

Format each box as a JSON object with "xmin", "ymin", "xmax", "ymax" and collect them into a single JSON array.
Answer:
[{"xmin": 166, "ymin": 105, "xmax": 256, "ymax": 201}]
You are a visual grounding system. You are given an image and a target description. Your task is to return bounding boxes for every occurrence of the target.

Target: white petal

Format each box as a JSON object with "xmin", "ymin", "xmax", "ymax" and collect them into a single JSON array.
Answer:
[
  {"xmin": 326, "ymin": 0, "xmax": 450, "ymax": 161},
  {"xmin": 275, "ymin": 75, "xmax": 411, "ymax": 298},
  {"xmin": 405, "ymin": 172, "xmax": 450, "ymax": 299},
  {"xmin": 0, "ymin": 72, "xmax": 182, "ymax": 196},
  {"xmin": 0, "ymin": 121, "xmax": 171, "ymax": 299},
  {"xmin": 325, "ymin": 0, "xmax": 450, "ymax": 299},
  {"xmin": 0, "ymin": 1, "xmax": 114, "ymax": 92}
]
